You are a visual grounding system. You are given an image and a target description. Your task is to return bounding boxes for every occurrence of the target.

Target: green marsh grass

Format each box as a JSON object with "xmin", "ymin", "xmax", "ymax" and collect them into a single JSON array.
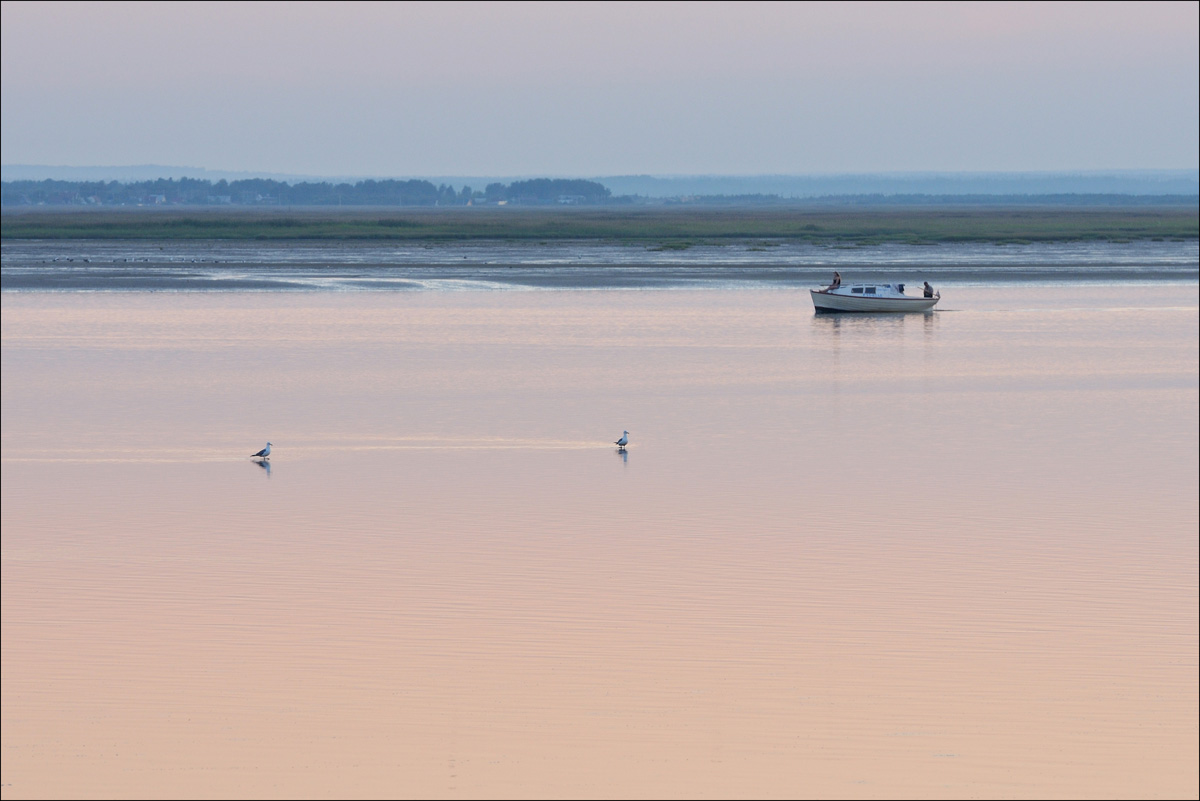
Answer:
[{"xmin": 2, "ymin": 206, "xmax": 1196, "ymax": 243}]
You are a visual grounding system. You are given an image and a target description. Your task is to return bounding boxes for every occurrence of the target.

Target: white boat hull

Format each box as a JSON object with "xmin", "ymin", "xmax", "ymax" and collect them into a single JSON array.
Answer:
[{"xmin": 810, "ymin": 289, "xmax": 939, "ymax": 313}]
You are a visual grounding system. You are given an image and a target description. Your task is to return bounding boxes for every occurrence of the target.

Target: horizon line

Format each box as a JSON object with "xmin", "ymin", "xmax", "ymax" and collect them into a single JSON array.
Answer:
[{"xmin": 4, "ymin": 164, "xmax": 1199, "ymax": 180}]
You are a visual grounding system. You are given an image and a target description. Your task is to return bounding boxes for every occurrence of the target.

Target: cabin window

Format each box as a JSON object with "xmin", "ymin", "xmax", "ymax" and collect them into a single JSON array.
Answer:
[
  {"xmin": 864, "ymin": 287, "xmax": 876, "ymax": 294},
  {"xmin": 851, "ymin": 287, "xmax": 864, "ymax": 294}
]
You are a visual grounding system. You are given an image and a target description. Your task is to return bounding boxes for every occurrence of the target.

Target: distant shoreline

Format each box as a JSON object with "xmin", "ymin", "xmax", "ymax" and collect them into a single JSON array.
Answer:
[{"xmin": 3, "ymin": 206, "xmax": 1197, "ymax": 244}]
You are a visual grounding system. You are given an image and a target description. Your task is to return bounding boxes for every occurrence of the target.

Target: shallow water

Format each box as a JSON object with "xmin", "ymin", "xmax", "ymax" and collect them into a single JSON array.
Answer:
[
  {"xmin": 2, "ymin": 238, "xmax": 1197, "ymax": 290},
  {"xmin": 2, "ymin": 285, "xmax": 1197, "ymax": 798}
]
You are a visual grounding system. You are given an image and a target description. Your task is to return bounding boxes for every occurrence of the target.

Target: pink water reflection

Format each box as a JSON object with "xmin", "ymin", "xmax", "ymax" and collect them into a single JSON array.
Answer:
[{"xmin": 3, "ymin": 286, "xmax": 1197, "ymax": 798}]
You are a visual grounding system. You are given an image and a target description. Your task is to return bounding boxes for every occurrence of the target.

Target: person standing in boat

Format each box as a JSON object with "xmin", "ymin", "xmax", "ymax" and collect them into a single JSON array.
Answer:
[
  {"xmin": 829, "ymin": 272, "xmax": 842, "ymax": 290},
  {"xmin": 923, "ymin": 281, "xmax": 936, "ymax": 298}
]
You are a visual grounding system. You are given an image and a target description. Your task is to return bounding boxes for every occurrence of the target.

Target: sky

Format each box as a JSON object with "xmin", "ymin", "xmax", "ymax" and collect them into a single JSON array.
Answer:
[{"xmin": 1, "ymin": 0, "xmax": 1197, "ymax": 178}]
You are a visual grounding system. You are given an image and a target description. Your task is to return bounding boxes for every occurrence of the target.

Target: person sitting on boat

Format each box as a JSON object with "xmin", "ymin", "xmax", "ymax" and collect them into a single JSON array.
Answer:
[
  {"xmin": 923, "ymin": 281, "xmax": 936, "ymax": 298},
  {"xmin": 828, "ymin": 272, "xmax": 842, "ymax": 290}
]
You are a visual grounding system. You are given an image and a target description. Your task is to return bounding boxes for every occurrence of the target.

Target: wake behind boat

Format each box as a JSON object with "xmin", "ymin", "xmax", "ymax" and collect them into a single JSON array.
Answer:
[{"xmin": 811, "ymin": 280, "xmax": 939, "ymax": 313}]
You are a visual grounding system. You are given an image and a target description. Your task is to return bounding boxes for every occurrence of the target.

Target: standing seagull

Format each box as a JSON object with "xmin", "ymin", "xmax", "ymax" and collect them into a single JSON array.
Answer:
[
  {"xmin": 614, "ymin": 431, "xmax": 628, "ymax": 450},
  {"xmin": 251, "ymin": 442, "xmax": 272, "ymax": 460}
]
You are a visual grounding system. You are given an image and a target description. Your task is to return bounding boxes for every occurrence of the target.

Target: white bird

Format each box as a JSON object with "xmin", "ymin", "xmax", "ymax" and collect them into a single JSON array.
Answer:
[
  {"xmin": 251, "ymin": 442, "xmax": 272, "ymax": 459},
  {"xmin": 614, "ymin": 431, "xmax": 628, "ymax": 449}
]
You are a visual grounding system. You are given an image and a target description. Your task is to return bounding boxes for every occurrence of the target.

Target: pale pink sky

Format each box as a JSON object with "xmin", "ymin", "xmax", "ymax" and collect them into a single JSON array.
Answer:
[{"xmin": 2, "ymin": 1, "xmax": 1196, "ymax": 176}]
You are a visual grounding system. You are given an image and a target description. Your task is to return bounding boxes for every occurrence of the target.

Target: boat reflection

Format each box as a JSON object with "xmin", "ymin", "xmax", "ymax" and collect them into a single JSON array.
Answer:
[{"xmin": 812, "ymin": 311, "xmax": 933, "ymax": 334}]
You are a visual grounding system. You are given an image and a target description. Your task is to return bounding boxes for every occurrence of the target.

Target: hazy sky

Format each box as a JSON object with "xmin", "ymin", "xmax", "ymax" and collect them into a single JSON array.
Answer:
[{"xmin": 2, "ymin": 1, "xmax": 1197, "ymax": 177}]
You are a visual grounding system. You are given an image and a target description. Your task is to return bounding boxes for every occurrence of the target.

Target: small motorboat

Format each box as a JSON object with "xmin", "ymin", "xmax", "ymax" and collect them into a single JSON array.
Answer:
[{"xmin": 810, "ymin": 282, "xmax": 939, "ymax": 313}]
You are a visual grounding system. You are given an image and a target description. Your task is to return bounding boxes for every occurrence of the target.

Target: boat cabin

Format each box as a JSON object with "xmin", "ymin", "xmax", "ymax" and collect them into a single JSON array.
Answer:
[{"xmin": 832, "ymin": 283, "xmax": 907, "ymax": 297}]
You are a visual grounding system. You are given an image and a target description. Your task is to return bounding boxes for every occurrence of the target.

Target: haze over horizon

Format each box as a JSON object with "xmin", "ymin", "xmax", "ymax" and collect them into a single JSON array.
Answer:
[
  {"xmin": 4, "ymin": 163, "xmax": 1198, "ymax": 182},
  {"xmin": 2, "ymin": 1, "xmax": 1197, "ymax": 178}
]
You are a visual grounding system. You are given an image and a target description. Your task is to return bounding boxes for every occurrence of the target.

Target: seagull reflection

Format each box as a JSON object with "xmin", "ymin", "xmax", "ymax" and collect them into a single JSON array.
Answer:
[
  {"xmin": 253, "ymin": 458, "xmax": 272, "ymax": 478},
  {"xmin": 615, "ymin": 448, "xmax": 628, "ymax": 464}
]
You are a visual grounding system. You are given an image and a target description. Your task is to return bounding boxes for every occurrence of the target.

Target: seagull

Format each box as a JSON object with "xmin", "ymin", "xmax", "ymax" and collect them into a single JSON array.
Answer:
[
  {"xmin": 614, "ymin": 431, "xmax": 628, "ymax": 450},
  {"xmin": 251, "ymin": 442, "xmax": 272, "ymax": 459}
]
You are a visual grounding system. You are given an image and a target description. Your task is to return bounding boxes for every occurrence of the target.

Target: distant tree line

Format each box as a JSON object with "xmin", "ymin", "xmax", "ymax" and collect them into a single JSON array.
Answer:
[
  {"xmin": 5, "ymin": 178, "xmax": 1192, "ymax": 209},
  {"xmin": 0, "ymin": 177, "xmax": 614, "ymax": 207}
]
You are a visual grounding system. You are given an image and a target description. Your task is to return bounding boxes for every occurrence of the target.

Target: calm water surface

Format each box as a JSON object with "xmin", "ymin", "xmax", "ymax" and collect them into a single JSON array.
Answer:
[{"xmin": 2, "ymin": 284, "xmax": 1197, "ymax": 799}]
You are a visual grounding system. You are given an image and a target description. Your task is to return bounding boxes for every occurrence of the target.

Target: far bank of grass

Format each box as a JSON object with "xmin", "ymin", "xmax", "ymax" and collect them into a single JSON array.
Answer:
[{"xmin": 2, "ymin": 206, "xmax": 1197, "ymax": 244}]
